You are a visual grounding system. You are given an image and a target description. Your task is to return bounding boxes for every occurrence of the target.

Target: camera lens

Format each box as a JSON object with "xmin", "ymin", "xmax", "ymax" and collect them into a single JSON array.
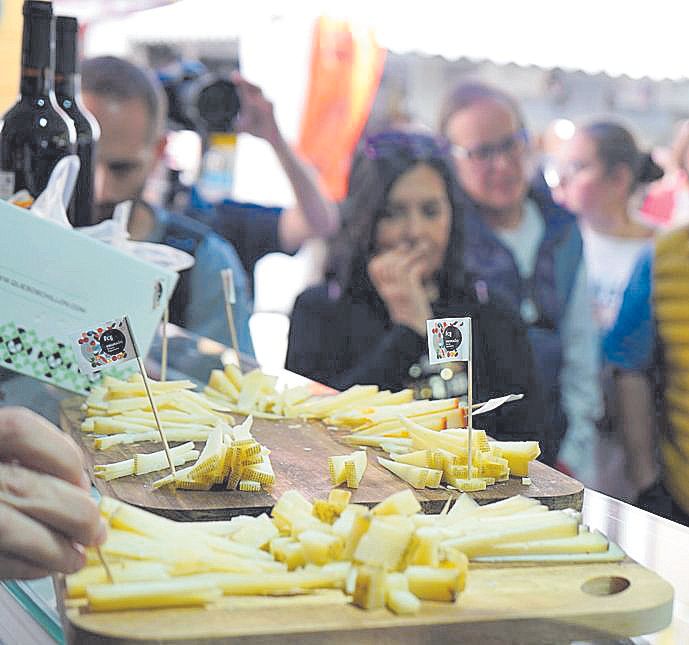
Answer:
[{"xmin": 196, "ymin": 79, "xmax": 240, "ymax": 133}]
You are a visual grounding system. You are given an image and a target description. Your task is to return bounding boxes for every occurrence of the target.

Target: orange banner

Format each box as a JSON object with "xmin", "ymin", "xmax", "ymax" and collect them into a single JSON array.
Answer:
[{"xmin": 297, "ymin": 16, "xmax": 386, "ymax": 201}]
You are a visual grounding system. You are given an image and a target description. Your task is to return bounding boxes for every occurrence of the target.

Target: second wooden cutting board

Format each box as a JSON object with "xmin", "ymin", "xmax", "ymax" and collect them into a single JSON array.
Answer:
[{"xmin": 60, "ymin": 398, "xmax": 584, "ymax": 521}]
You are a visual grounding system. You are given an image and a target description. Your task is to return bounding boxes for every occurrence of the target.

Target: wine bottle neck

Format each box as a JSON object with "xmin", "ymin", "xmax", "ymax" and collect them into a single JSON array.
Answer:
[
  {"xmin": 55, "ymin": 72, "xmax": 77, "ymax": 99},
  {"xmin": 20, "ymin": 65, "xmax": 54, "ymax": 97},
  {"xmin": 20, "ymin": 2, "xmax": 55, "ymax": 98}
]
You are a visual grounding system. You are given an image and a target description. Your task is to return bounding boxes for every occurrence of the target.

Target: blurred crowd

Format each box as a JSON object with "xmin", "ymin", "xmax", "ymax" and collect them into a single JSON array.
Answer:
[
  {"xmin": 5, "ymin": 52, "xmax": 689, "ymax": 582},
  {"xmin": 77, "ymin": 55, "xmax": 689, "ymax": 524}
]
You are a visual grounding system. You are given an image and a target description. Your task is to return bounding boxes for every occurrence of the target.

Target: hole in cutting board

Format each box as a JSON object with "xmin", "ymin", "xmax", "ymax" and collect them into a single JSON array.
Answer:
[{"xmin": 580, "ymin": 576, "xmax": 631, "ymax": 596}]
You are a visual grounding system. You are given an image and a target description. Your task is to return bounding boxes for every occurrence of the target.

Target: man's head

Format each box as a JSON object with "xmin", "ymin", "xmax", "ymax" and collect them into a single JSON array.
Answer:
[
  {"xmin": 82, "ymin": 56, "xmax": 167, "ymax": 224},
  {"xmin": 440, "ymin": 82, "xmax": 530, "ymax": 221}
]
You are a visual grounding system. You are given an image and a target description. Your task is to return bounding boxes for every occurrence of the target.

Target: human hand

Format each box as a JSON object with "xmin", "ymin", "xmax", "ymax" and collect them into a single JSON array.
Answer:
[
  {"xmin": 0, "ymin": 407, "xmax": 106, "ymax": 580},
  {"xmin": 231, "ymin": 71, "xmax": 281, "ymax": 146},
  {"xmin": 367, "ymin": 241, "xmax": 433, "ymax": 336}
]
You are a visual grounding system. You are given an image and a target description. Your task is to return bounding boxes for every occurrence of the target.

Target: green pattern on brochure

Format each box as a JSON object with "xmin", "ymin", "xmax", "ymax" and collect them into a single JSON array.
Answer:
[{"xmin": 0, "ymin": 320, "xmax": 135, "ymax": 394}]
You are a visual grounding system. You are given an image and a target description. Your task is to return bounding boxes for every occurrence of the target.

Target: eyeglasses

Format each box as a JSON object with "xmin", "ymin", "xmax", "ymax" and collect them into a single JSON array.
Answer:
[
  {"xmin": 450, "ymin": 128, "xmax": 528, "ymax": 164},
  {"xmin": 364, "ymin": 131, "xmax": 450, "ymax": 161},
  {"xmin": 544, "ymin": 159, "xmax": 595, "ymax": 188}
]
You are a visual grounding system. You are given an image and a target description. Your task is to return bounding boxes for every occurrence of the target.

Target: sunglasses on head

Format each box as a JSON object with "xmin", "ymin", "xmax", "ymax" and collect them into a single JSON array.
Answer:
[{"xmin": 363, "ymin": 131, "xmax": 451, "ymax": 161}]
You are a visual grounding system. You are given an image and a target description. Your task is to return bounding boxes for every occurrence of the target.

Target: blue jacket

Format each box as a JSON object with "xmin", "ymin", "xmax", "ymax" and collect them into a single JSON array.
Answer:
[
  {"xmin": 462, "ymin": 188, "xmax": 583, "ymax": 459},
  {"xmin": 149, "ymin": 207, "xmax": 255, "ymax": 358}
]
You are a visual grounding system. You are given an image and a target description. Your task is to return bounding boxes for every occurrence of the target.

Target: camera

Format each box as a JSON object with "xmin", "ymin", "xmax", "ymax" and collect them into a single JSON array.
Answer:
[{"xmin": 159, "ymin": 59, "xmax": 240, "ymax": 135}]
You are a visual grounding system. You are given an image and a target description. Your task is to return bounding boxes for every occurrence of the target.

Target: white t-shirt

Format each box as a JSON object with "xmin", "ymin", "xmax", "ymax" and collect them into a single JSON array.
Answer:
[
  {"xmin": 495, "ymin": 200, "xmax": 603, "ymax": 485},
  {"xmin": 580, "ymin": 225, "xmax": 650, "ymax": 332},
  {"xmin": 494, "ymin": 199, "xmax": 543, "ymax": 278}
]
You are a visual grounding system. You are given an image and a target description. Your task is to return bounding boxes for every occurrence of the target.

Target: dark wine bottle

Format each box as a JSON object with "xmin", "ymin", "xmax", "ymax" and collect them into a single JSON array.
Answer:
[
  {"xmin": 0, "ymin": 0, "xmax": 76, "ymax": 204},
  {"xmin": 55, "ymin": 15, "xmax": 100, "ymax": 226}
]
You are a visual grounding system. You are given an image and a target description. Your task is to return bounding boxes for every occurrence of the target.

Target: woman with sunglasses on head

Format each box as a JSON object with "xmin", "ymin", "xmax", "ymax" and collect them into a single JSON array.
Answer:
[
  {"xmin": 552, "ymin": 120, "xmax": 661, "ymax": 501},
  {"xmin": 439, "ymin": 82, "xmax": 601, "ymax": 472},
  {"xmin": 286, "ymin": 131, "xmax": 545, "ymax": 447}
]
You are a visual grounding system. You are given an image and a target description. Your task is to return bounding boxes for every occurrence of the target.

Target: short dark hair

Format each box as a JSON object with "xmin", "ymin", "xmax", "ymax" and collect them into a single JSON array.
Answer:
[
  {"xmin": 581, "ymin": 120, "xmax": 663, "ymax": 191},
  {"xmin": 329, "ymin": 131, "xmax": 466, "ymax": 297},
  {"xmin": 82, "ymin": 56, "xmax": 167, "ymax": 140},
  {"xmin": 438, "ymin": 81, "xmax": 524, "ymax": 137}
]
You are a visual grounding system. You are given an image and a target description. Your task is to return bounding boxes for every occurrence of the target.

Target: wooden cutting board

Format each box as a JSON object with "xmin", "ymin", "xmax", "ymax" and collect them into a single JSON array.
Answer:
[
  {"xmin": 60, "ymin": 560, "xmax": 672, "ymax": 644},
  {"xmin": 60, "ymin": 398, "xmax": 584, "ymax": 521}
]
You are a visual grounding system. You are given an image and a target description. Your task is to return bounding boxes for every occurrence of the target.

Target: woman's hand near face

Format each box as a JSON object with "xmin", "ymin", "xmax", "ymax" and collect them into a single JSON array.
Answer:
[
  {"xmin": 368, "ymin": 241, "xmax": 433, "ymax": 336},
  {"xmin": 0, "ymin": 407, "xmax": 106, "ymax": 580}
]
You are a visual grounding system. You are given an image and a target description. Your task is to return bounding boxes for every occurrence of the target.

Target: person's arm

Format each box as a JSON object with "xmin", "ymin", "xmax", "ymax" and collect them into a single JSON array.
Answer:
[
  {"xmin": 0, "ymin": 407, "xmax": 105, "ymax": 580},
  {"xmin": 603, "ymin": 248, "xmax": 659, "ymax": 493},
  {"xmin": 557, "ymin": 261, "xmax": 603, "ymax": 476},
  {"xmin": 232, "ymin": 73, "xmax": 339, "ymax": 253},
  {"xmin": 185, "ymin": 234, "xmax": 255, "ymax": 358},
  {"xmin": 285, "ymin": 289, "xmax": 426, "ymax": 391},
  {"xmin": 616, "ymin": 370, "xmax": 659, "ymax": 492}
]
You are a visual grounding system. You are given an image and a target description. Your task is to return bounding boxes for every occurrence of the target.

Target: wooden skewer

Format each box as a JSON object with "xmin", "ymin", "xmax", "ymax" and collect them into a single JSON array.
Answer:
[
  {"xmin": 95, "ymin": 546, "xmax": 113, "ymax": 584},
  {"xmin": 160, "ymin": 306, "xmax": 169, "ymax": 383},
  {"xmin": 467, "ymin": 358, "xmax": 474, "ymax": 477},
  {"xmin": 124, "ymin": 317, "xmax": 176, "ymax": 476},
  {"xmin": 440, "ymin": 492, "xmax": 455, "ymax": 515},
  {"xmin": 96, "ymin": 505, "xmax": 125, "ymax": 584},
  {"xmin": 136, "ymin": 356, "xmax": 175, "ymax": 476},
  {"xmin": 220, "ymin": 269, "xmax": 240, "ymax": 369},
  {"xmin": 224, "ymin": 302, "xmax": 239, "ymax": 365}
]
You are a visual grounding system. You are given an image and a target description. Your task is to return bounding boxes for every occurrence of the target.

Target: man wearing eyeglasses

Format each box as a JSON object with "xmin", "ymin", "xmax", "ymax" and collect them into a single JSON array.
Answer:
[{"xmin": 439, "ymin": 82, "xmax": 602, "ymax": 474}]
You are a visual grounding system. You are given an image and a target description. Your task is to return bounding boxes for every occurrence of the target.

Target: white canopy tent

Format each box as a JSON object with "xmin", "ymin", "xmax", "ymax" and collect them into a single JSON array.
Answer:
[
  {"xmin": 52, "ymin": 0, "xmax": 689, "ymax": 363},
  {"xmin": 62, "ymin": 0, "xmax": 689, "ymax": 81},
  {"xmin": 71, "ymin": 0, "xmax": 689, "ymax": 205}
]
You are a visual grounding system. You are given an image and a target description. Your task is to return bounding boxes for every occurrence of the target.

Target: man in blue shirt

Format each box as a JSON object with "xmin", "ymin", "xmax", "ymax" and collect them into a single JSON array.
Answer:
[{"xmin": 81, "ymin": 56, "xmax": 254, "ymax": 357}]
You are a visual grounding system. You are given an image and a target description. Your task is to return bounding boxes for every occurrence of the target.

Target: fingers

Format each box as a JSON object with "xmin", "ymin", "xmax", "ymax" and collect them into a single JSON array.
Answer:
[
  {"xmin": 0, "ymin": 407, "xmax": 105, "ymax": 581},
  {"xmin": 230, "ymin": 70, "xmax": 260, "ymax": 96},
  {"xmin": 0, "ymin": 554, "xmax": 51, "ymax": 581},
  {"xmin": 0, "ymin": 407, "xmax": 89, "ymax": 490},
  {"xmin": 0, "ymin": 462, "xmax": 106, "ymax": 548},
  {"xmin": 370, "ymin": 243, "xmax": 408, "ymax": 272},
  {"xmin": 367, "ymin": 253, "xmax": 387, "ymax": 286},
  {"xmin": 0, "ymin": 500, "xmax": 88, "ymax": 577},
  {"xmin": 370, "ymin": 242, "xmax": 429, "ymax": 286},
  {"xmin": 230, "ymin": 70, "xmax": 265, "ymax": 112},
  {"xmin": 399, "ymin": 244, "xmax": 428, "ymax": 272},
  {"xmin": 369, "ymin": 256, "xmax": 398, "ymax": 289},
  {"xmin": 407, "ymin": 255, "xmax": 428, "ymax": 285}
]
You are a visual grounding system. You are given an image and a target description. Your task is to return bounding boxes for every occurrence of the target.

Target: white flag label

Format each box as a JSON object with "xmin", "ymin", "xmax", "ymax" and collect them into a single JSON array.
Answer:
[
  {"xmin": 71, "ymin": 317, "xmax": 135, "ymax": 374},
  {"xmin": 427, "ymin": 317, "xmax": 472, "ymax": 364}
]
